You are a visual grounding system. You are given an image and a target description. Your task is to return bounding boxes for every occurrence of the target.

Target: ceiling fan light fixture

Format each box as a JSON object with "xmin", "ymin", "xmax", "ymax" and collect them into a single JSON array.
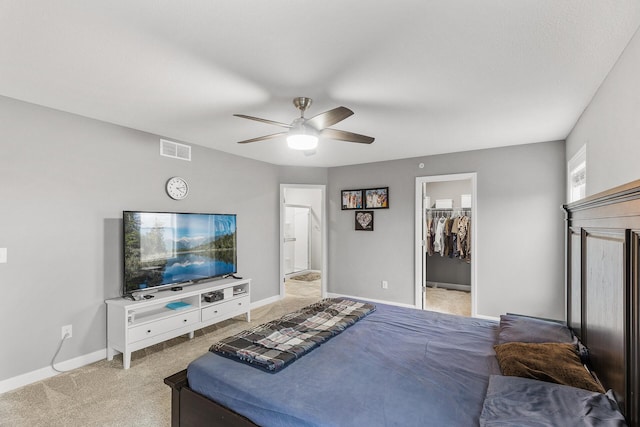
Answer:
[
  {"xmin": 286, "ymin": 118, "xmax": 318, "ymax": 150},
  {"xmin": 287, "ymin": 133, "xmax": 318, "ymax": 150}
]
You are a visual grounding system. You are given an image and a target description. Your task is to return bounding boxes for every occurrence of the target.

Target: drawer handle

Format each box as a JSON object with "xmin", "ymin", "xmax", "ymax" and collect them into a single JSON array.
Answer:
[
  {"xmin": 147, "ymin": 330, "xmax": 151, "ymax": 334},
  {"xmin": 214, "ymin": 310, "xmax": 218, "ymax": 314},
  {"xmin": 238, "ymin": 302, "xmax": 242, "ymax": 306},
  {"xmin": 183, "ymin": 319, "xmax": 188, "ymax": 323}
]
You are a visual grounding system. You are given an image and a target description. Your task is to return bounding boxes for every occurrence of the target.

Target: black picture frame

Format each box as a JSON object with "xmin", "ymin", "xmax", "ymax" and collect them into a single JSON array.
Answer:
[
  {"xmin": 355, "ymin": 211, "xmax": 374, "ymax": 231},
  {"xmin": 364, "ymin": 187, "xmax": 389, "ymax": 209},
  {"xmin": 341, "ymin": 189, "xmax": 363, "ymax": 210}
]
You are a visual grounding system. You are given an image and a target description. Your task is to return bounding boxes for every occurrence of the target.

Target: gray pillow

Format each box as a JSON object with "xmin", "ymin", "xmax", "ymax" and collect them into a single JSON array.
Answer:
[
  {"xmin": 480, "ymin": 375, "xmax": 626, "ymax": 426},
  {"xmin": 497, "ymin": 314, "xmax": 573, "ymax": 344}
]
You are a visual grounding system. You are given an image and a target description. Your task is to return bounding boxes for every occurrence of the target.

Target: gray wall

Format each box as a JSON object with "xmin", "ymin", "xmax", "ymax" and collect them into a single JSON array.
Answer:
[
  {"xmin": 0, "ymin": 96, "xmax": 315, "ymax": 382},
  {"xmin": 328, "ymin": 141, "xmax": 566, "ymax": 319},
  {"xmin": 0, "ymin": 93, "xmax": 566, "ymax": 383},
  {"xmin": 567, "ymin": 27, "xmax": 640, "ymax": 195}
]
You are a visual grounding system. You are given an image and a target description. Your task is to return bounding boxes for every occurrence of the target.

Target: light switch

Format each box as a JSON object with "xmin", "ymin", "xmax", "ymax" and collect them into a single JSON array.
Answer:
[{"xmin": 0, "ymin": 248, "xmax": 7, "ymax": 263}]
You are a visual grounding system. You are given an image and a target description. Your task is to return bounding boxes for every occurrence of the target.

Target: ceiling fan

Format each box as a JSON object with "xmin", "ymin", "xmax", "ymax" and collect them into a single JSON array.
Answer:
[{"xmin": 234, "ymin": 97, "xmax": 375, "ymax": 151}]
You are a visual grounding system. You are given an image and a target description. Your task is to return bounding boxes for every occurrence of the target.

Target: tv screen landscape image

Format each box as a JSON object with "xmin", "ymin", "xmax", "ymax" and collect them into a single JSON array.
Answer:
[{"xmin": 123, "ymin": 211, "xmax": 237, "ymax": 296}]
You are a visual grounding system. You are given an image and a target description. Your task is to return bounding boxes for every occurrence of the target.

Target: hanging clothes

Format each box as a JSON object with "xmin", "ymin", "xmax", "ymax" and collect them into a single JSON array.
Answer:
[
  {"xmin": 457, "ymin": 215, "xmax": 470, "ymax": 261},
  {"xmin": 443, "ymin": 217, "xmax": 454, "ymax": 257},
  {"xmin": 426, "ymin": 210, "xmax": 471, "ymax": 263},
  {"xmin": 425, "ymin": 216, "xmax": 434, "ymax": 256},
  {"xmin": 450, "ymin": 216, "xmax": 460, "ymax": 258},
  {"xmin": 433, "ymin": 216, "xmax": 446, "ymax": 255}
]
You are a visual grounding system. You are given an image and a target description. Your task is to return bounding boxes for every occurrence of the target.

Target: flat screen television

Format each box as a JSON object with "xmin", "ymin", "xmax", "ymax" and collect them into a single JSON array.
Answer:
[{"xmin": 122, "ymin": 211, "xmax": 237, "ymax": 296}]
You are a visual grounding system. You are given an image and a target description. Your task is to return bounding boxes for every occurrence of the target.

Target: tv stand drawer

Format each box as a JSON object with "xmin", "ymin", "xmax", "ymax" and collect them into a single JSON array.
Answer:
[
  {"xmin": 128, "ymin": 310, "xmax": 199, "ymax": 343},
  {"xmin": 202, "ymin": 296, "xmax": 250, "ymax": 322}
]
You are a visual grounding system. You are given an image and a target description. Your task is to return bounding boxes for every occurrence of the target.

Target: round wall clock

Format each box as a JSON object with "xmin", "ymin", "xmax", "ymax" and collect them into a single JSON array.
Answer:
[{"xmin": 166, "ymin": 176, "xmax": 189, "ymax": 200}]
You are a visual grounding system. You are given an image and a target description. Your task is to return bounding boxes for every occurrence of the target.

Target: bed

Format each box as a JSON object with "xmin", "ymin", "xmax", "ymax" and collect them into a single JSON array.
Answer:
[{"xmin": 166, "ymin": 179, "xmax": 640, "ymax": 427}]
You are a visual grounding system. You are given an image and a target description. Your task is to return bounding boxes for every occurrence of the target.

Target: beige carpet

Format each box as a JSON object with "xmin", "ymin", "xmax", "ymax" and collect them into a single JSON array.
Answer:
[
  {"xmin": 1, "ymin": 280, "xmax": 468, "ymax": 426},
  {"xmin": 424, "ymin": 287, "xmax": 471, "ymax": 317},
  {"xmin": 285, "ymin": 277, "xmax": 322, "ymax": 300},
  {"xmin": 0, "ymin": 287, "xmax": 321, "ymax": 427}
]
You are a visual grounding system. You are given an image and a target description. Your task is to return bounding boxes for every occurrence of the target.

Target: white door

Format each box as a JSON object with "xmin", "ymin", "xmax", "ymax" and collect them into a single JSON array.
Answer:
[{"xmin": 284, "ymin": 205, "xmax": 310, "ymax": 275}]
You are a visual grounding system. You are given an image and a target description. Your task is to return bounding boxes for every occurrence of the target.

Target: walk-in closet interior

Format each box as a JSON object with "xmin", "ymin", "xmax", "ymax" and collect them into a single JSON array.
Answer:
[{"xmin": 420, "ymin": 176, "xmax": 473, "ymax": 316}]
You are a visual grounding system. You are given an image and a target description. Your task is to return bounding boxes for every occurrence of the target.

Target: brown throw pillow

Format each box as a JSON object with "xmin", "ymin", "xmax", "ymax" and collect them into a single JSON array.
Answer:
[{"xmin": 493, "ymin": 342, "xmax": 605, "ymax": 393}]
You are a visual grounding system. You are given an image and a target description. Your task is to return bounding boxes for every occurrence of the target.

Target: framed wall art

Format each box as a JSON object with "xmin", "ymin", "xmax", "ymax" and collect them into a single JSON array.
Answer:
[
  {"xmin": 364, "ymin": 187, "xmax": 389, "ymax": 209},
  {"xmin": 355, "ymin": 211, "xmax": 374, "ymax": 231},
  {"xmin": 341, "ymin": 189, "xmax": 363, "ymax": 210}
]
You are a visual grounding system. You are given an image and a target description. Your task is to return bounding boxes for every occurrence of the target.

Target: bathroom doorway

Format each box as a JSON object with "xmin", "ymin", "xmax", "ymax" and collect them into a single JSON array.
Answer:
[{"xmin": 280, "ymin": 184, "xmax": 325, "ymax": 300}]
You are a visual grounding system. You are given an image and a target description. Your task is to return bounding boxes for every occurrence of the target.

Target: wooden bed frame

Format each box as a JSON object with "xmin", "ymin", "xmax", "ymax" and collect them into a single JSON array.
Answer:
[{"xmin": 165, "ymin": 179, "xmax": 640, "ymax": 427}]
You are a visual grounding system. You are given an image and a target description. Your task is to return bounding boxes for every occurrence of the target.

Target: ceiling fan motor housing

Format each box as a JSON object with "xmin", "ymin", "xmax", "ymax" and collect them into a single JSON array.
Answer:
[{"xmin": 293, "ymin": 97, "xmax": 313, "ymax": 116}]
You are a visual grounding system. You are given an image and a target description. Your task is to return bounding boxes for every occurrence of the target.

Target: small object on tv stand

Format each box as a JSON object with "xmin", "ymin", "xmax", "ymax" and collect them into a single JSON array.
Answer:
[
  {"xmin": 171, "ymin": 286, "xmax": 183, "ymax": 291},
  {"xmin": 131, "ymin": 289, "xmax": 158, "ymax": 301},
  {"xmin": 203, "ymin": 291, "xmax": 223, "ymax": 303}
]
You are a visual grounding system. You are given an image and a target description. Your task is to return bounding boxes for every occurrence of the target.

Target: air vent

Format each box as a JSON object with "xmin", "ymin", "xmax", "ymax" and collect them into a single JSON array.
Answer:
[{"xmin": 160, "ymin": 139, "xmax": 191, "ymax": 161}]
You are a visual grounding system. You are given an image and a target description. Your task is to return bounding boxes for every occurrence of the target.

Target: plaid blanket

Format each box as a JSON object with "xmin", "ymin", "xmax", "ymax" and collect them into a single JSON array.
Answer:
[{"xmin": 209, "ymin": 298, "xmax": 376, "ymax": 372}]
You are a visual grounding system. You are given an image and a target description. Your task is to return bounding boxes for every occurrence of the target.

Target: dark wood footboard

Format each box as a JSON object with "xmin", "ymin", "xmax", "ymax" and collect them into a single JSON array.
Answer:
[{"xmin": 164, "ymin": 369, "xmax": 258, "ymax": 427}]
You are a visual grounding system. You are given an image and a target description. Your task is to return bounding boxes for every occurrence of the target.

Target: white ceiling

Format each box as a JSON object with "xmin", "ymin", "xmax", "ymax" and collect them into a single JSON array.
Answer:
[{"xmin": 1, "ymin": 1, "xmax": 639, "ymax": 167}]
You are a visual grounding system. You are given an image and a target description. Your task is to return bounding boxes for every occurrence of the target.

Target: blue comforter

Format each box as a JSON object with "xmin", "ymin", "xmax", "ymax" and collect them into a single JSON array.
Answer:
[{"xmin": 188, "ymin": 302, "xmax": 500, "ymax": 426}]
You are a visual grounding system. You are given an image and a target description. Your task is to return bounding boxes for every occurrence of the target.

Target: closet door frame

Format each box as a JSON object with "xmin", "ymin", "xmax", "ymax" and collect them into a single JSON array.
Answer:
[{"xmin": 414, "ymin": 172, "xmax": 478, "ymax": 317}]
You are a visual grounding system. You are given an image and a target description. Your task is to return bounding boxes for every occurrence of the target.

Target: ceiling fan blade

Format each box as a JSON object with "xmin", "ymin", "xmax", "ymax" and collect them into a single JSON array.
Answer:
[
  {"xmin": 233, "ymin": 114, "xmax": 291, "ymax": 129},
  {"xmin": 321, "ymin": 128, "xmax": 375, "ymax": 144},
  {"xmin": 305, "ymin": 106, "xmax": 354, "ymax": 130},
  {"xmin": 237, "ymin": 131, "xmax": 288, "ymax": 144}
]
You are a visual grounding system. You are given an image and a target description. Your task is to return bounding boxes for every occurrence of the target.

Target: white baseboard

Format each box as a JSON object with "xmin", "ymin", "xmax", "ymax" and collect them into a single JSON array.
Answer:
[
  {"xmin": 0, "ymin": 348, "xmax": 106, "ymax": 395},
  {"xmin": 0, "ymin": 294, "xmax": 314, "ymax": 395},
  {"xmin": 285, "ymin": 269, "xmax": 320, "ymax": 279},
  {"xmin": 426, "ymin": 280, "xmax": 471, "ymax": 292},
  {"xmin": 326, "ymin": 292, "xmax": 418, "ymax": 309},
  {"xmin": 251, "ymin": 294, "xmax": 282, "ymax": 310},
  {"xmin": 474, "ymin": 313, "xmax": 500, "ymax": 322}
]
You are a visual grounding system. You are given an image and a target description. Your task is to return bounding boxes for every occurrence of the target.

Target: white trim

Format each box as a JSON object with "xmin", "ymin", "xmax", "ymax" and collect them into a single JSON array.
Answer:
[
  {"xmin": 251, "ymin": 294, "xmax": 282, "ymax": 310},
  {"xmin": 426, "ymin": 280, "xmax": 471, "ymax": 292},
  {"xmin": 415, "ymin": 173, "xmax": 478, "ymax": 316},
  {"xmin": 474, "ymin": 314, "xmax": 499, "ymax": 322},
  {"xmin": 280, "ymin": 184, "xmax": 327, "ymax": 299},
  {"xmin": 0, "ymin": 349, "xmax": 106, "ymax": 395},
  {"xmin": 325, "ymin": 292, "xmax": 416, "ymax": 309}
]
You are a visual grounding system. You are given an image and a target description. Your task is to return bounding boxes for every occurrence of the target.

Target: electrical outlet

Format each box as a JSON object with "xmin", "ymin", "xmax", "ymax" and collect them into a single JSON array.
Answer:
[
  {"xmin": 61, "ymin": 324, "xmax": 73, "ymax": 339},
  {"xmin": 381, "ymin": 280, "xmax": 388, "ymax": 289}
]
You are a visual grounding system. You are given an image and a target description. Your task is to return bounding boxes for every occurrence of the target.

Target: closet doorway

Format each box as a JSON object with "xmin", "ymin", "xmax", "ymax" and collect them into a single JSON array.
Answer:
[
  {"xmin": 280, "ymin": 184, "xmax": 326, "ymax": 300},
  {"xmin": 414, "ymin": 173, "xmax": 477, "ymax": 317}
]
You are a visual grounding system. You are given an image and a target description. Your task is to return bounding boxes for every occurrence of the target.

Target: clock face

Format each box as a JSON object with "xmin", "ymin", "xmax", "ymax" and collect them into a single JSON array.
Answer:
[{"xmin": 166, "ymin": 177, "xmax": 189, "ymax": 200}]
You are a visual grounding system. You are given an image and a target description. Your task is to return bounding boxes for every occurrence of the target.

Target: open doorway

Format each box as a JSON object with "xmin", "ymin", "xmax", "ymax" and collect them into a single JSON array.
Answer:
[
  {"xmin": 414, "ymin": 173, "xmax": 477, "ymax": 317},
  {"xmin": 280, "ymin": 184, "xmax": 326, "ymax": 301}
]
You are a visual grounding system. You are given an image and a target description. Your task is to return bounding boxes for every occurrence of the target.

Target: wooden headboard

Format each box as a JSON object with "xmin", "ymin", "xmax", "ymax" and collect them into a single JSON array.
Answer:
[{"xmin": 565, "ymin": 179, "xmax": 640, "ymax": 427}]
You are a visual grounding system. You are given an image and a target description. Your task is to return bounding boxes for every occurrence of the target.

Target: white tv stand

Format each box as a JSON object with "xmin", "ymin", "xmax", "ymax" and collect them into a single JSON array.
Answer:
[{"xmin": 105, "ymin": 278, "xmax": 251, "ymax": 369}]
